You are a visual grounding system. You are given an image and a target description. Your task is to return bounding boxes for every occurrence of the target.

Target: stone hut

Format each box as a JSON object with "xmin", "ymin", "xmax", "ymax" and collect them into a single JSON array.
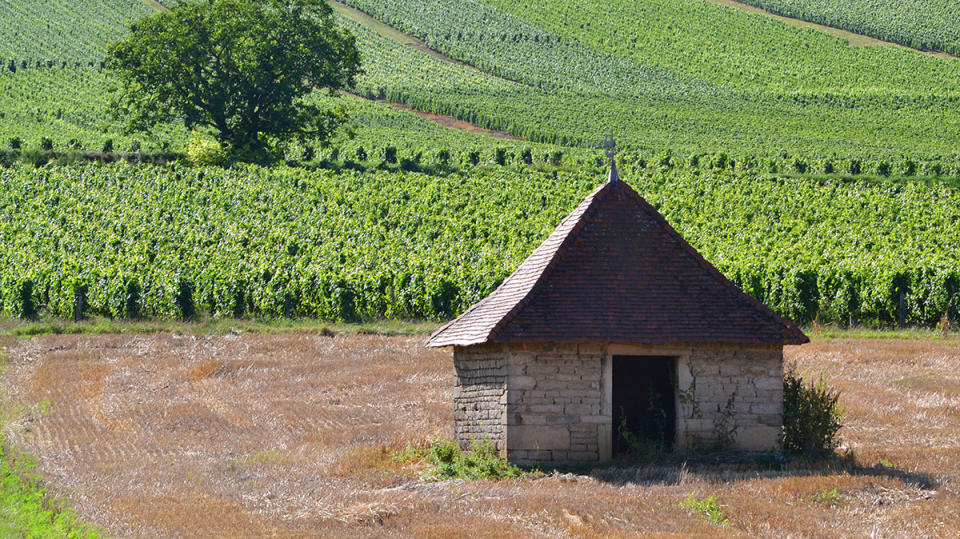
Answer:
[{"xmin": 426, "ymin": 158, "xmax": 808, "ymax": 465}]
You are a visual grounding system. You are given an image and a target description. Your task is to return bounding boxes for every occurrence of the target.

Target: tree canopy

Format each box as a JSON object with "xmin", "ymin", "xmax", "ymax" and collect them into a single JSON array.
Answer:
[{"xmin": 106, "ymin": 0, "xmax": 362, "ymax": 157}]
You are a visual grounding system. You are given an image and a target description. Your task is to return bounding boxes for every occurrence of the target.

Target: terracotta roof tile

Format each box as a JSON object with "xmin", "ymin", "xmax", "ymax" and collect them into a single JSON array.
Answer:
[{"xmin": 427, "ymin": 175, "xmax": 808, "ymax": 348}]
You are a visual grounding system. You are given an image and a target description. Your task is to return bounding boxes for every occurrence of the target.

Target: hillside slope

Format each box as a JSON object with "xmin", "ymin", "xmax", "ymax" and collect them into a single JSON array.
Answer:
[
  {"xmin": 341, "ymin": 0, "xmax": 960, "ymax": 158},
  {"xmin": 1, "ymin": 0, "xmax": 959, "ymax": 161},
  {"xmin": 0, "ymin": 0, "xmax": 151, "ymax": 64},
  {"xmin": 737, "ymin": 0, "xmax": 960, "ymax": 56}
]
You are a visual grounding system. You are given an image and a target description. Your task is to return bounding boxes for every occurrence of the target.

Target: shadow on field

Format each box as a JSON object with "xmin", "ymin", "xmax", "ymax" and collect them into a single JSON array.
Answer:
[{"xmin": 558, "ymin": 451, "xmax": 940, "ymax": 490}]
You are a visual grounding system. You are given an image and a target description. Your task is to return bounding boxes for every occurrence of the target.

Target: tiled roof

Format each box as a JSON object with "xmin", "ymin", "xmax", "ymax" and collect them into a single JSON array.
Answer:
[{"xmin": 426, "ymin": 175, "xmax": 808, "ymax": 348}]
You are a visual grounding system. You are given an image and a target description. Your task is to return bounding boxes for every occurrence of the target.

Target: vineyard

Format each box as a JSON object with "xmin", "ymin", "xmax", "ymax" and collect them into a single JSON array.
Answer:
[
  {"xmin": 2, "ymin": 162, "xmax": 958, "ymax": 327},
  {"xmin": 0, "ymin": 66, "xmax": 184, "ymax": 154},
  {"xmin": 342, "ymin": 0, "xmax": 714, "ymax": 98},
  {"xmin": 737, "ymin": 0, "xmax": 960, "ymax": 56},
  {"xmin": 1, "ymin": 1, "xmax": 960, "ymax": 160},
  {"xmin": 478, "ymin": 0, "xmax": 960, "ymax": 93},
  {"xmin": 250, "ymin": 0, "xmax": 960, "ymax": 157},
  {"xmin": 0, "ymin": 0, "xmax": 150, "ymax": 64},
  {"xmin": 0, "ymin": 64, "xmax": 542, "ymax": 158},
  {"xmin": 0, "ymin": 0, "xmax": 959, "ymax": 328}
]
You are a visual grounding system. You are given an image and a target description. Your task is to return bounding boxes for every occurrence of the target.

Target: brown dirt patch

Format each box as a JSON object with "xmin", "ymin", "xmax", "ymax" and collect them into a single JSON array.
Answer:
[
  {"xmin": 374, "ymin": 99, "xmax": 522, "ymax": 140},
  {"xmin": 344, "ymin": 90, "xmax": 523, "ymax": 141},
  {"xmin": 328, "ymin": 0, "xmax": 475, "ymax": 70},
  {"xmin": 1, "ymin": 333, "xmax": 958, "ymax": 536},
  {"xmin": 327, "ymin": 0, "xmax": 524, "ymax": 140},
  {"xmin": 142, "ymin": 0, "xmax": 168, "ymax": 12}
]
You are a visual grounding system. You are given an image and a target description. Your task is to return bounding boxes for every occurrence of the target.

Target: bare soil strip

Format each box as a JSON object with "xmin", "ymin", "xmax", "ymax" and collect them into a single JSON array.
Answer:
[
  {"xmin": 364, "ymin": 96, "xmax": 523, "ymax": 140},
  {"xmin": 142, "ymin": 0, "xmax": 168, "ymax": 12},
  {"xmin": 704, "ymin": 0, "xmax": 957, "ymax": 60},
  {"xmin": 328, "ymin": 0, "xmax": 476, "ymax": 70},
  {"xmin": 328, "ymin": 1, "xmax": 526, "ymax": 140},
  {"xmin": 1, "ymin": 333, "xmax": 958, "ymax": 537}
]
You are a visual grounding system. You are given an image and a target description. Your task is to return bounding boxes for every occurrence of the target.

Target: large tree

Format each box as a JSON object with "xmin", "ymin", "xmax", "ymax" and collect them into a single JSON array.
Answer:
[{"xmin": 107, "ymin": 0, "xmax": 361, "ymax": 156}]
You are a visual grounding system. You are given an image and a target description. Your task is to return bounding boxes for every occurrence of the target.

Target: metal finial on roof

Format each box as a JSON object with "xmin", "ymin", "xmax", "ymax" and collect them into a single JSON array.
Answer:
[{"xmin": 603, "ymin": 134, "xmax": 619, "ymax": 183}]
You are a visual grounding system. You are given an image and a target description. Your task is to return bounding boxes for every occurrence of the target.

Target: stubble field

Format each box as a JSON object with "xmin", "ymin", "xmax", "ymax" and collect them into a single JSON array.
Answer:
[{"xmin": 0, "ymin": 332, "xmax": 957, "ymax": 537}]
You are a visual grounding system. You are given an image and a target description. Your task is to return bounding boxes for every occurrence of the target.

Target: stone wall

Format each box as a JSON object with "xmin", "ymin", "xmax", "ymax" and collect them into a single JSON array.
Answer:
[
  {"xmin": 451, "ymin": 342, "xmax": 784, "ymax": 464},
  {"xmin": 676, "ymin": 345, "xmax": 783, "ymax": 451},
  {"xmin": 452, "ymin": 345, "xmax": 507, "ymax": 451},
  {"xmin": 504, "ymin": 344, "xmax": 604, "ymax": 464}
]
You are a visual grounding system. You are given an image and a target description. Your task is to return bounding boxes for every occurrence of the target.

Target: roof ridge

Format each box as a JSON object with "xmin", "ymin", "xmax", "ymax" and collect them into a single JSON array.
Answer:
[
  {"xmin": 486, "ymin": 183, "xmax": 613, "ymax": 343},
  {"xmin": 614, "ymin": 182, "xmax": 808, "ymax": 344},
  {"xmin": 427, "ymin": 176, "xmax": 808, "ymax": 348},
  {"xmin": 426, "ymin": 182, "xmax": 611, "ymax": 347}
]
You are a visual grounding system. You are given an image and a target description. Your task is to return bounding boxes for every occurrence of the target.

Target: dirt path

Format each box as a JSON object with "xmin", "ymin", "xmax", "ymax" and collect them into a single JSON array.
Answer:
[
  {"xmin": 1, "ymin": 333, "xmax": 958, "ymax": 537},
  {"xmin": 328, "ymin": 0, "xmax": 476, "ymax": 70},
  {"xmin": 328, "ymin": 1, "xmax": 527, "ymax": 140},
  {"xmin": 390, "ymin": 104, "xmax": 522, "ymax": 140},
  {"xmin": 356, "ymin": 94, "xmax": 522, "ymax": 140},
  {"xmin": 704, "ymin": 0, "xmax": 957, "ymax": 60},
  {"xmin": 142, "ymin": 0, "xmax": 167, "ymax": 12}
]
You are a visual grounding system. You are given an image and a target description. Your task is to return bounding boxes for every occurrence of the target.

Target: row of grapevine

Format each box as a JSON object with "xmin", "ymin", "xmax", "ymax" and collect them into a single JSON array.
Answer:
[
  {"xmin": 2, "ymin": 1, "xmax": 960, "ymax": 166},
  {"xmin": 0, "ymin": 0, "xmax": 152, "ymax": 64},
  {"xmin": 478, "ymin": 0, "xmax": 960, "ymax": 94},
  {"xmin": 9, "ymin": 133, "xmax": 960, "ymax": 186},
  {"xmin": 339, "ymin": 0, "xmax": 715, "ymax": 99},
  {"xmin": 617, "ymin": 150, "xmax": 960, "ymax": 179},
  {"xmin": 2, "ymin": 162, "xmax": 959, "ymax": 326},
  {"xmin": 334, "ymin": 0, "xmax": 960, "ymax": 161},
  {"xmin": 738, "ymin": 0, "xmax": 960, "ymax": 56}
]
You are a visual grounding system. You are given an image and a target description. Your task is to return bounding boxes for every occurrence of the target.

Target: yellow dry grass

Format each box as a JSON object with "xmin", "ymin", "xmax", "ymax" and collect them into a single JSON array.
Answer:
[{"xmin": 0, "ymin": 333, "xmax": 957, "ymax": 537}]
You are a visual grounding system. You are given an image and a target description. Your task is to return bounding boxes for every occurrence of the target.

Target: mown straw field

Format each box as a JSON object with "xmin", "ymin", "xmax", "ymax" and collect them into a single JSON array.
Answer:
[{"xmin": 0, "ymin": 333, "xmax": 957, "ymax": 537}]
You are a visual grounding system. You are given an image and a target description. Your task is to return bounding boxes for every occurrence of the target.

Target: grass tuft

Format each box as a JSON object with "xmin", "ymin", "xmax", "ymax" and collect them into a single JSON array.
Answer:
[
  {"xmin": 0, "ymin": 440, "xmax": 102, "ymax": 537},
  {"xmin": 782, "ymin": 366, "xmax": 845, "ymax": 456},
  {"xmin": 396, "ymin": 438, "xmax": 525, "ymax": 481},
  {"xmin": 680, "ymin": 494, "xmax": 731, "ymax": 527},
  {"xmin": 811, "ymin": 487, "xmax": 845, "ymax": 506}
]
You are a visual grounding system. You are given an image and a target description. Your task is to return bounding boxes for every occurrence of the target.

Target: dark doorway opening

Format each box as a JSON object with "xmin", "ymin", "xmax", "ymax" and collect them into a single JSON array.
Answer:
[{"xmin": 612, "ymin": 355, "xmax": 677, "ymax": 456}]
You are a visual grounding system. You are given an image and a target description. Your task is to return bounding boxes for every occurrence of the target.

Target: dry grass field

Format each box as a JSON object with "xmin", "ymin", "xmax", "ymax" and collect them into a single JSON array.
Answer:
[{"xmin": 0, "ymin": 331, "xmax": 957, "ymax": 537}]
